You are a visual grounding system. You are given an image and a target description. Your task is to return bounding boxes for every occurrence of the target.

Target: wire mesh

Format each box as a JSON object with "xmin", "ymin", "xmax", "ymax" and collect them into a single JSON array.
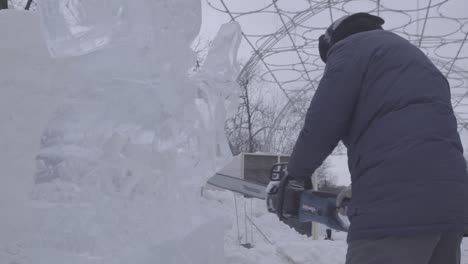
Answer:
[{"xmin": 208, "ymin": 0, "xmax": 468, "ymax": 139}]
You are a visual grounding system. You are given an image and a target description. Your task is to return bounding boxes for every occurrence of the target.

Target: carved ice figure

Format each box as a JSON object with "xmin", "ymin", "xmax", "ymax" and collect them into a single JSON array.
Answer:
[{"xmin": 32, "ymin": 0, "xmax": 241, "ymax": 262}]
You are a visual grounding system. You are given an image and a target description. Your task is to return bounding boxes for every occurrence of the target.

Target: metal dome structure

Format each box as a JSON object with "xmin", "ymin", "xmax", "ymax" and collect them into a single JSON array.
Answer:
[{"xmin": 208, "ymin": 0, "xmax": 468, "ymax": 151}]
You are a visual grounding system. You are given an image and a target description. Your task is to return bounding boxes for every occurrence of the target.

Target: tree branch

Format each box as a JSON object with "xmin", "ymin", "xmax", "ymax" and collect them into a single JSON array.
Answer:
[{"xmin": 25, "ymin": 0, "xmax": 33, "ymax": 10}]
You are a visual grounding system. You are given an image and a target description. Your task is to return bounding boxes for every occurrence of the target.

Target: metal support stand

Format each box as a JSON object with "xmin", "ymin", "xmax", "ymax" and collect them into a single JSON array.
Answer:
[
  {"xmin": 233, "ymin": 194, "xmax": 256, "ymax": 249},
  {"xmin": 312, "ymin": 173, "xmax": 319, "ymax": 240}
]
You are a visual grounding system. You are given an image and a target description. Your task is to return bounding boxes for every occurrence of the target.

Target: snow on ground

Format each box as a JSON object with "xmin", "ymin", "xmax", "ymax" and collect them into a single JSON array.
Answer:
[
  {"xmin": 202, "ymin": 189, "xmax": 468, "ymax": 264},
  {"xmin": 203, "ymin": 190, "xmax": 347, "ymax": 264}
]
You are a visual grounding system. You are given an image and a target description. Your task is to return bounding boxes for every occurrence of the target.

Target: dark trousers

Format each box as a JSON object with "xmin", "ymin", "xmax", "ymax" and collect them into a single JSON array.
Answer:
[{"xmin": 346, "ymin": 232, "xmax": 463, "ymax": 264}]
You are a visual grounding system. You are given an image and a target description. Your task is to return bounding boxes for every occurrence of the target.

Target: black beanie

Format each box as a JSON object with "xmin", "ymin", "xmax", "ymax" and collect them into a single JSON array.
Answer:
[{"xmin": 319, "ymin": 13, "xmax": 385, "ymax": 63}]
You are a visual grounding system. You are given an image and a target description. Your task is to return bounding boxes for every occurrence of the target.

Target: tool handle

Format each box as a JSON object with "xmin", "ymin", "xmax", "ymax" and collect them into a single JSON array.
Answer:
[
  {"xmin": 340, "ymin": 198, "xmax": 351, "ymax": 208},
  {"xmin": 276, "ymin": 173, "xmax": 291, "ymax": 221},
  {"xmin": 336, "ymin": 197, "xmax": 351, "ymax": 217}
]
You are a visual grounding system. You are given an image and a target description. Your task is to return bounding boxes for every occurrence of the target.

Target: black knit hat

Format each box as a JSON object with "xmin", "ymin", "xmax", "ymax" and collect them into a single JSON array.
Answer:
[{"xmin": 319, "ymin": 13, "xmax": 385, "ymax": 63}]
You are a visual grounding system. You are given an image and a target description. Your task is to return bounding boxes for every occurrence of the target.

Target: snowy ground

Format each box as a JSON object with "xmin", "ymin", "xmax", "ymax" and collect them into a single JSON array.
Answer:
[{"xmin": 202, "ymin": 190, "xmax": 468, "ymax": 264}]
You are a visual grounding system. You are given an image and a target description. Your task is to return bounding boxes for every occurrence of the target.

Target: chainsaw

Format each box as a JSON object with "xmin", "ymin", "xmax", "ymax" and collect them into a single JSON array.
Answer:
[{"xmin": 266, "ymin": 163, "xmax": 350, "ymax": 232}]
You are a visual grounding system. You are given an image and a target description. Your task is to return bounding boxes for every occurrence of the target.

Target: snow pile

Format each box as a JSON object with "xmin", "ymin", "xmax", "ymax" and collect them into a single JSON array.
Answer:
[
  {"xmin": 29, "ymin": 0, "xmax": 241, "ymax": 263},
  {"xmin": 202, "ymin": 190, "xmax": 348, "ymax": 264},
  {"xmin": 202, "ymin": 189, "xmax": 468, "ymax": 264},
  {"xmin": 0, "ymin": 10, "xmax": 64, "ymax": 264}
]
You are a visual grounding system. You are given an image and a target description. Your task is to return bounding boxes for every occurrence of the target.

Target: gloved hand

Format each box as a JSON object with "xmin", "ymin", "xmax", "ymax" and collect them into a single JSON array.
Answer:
[
  {"xmin": 275, "ymin": 174, "xmax": 312, "ymax": 221},
  {"xmin": 301, "ymin": 177, "xmax": 313, "ymax": 190},
  {"xmin": 275, "ymin": 173, "xmax": 291, "ymax": 221},
  {"xmin": 336, "ymin": 185, "xmax": 352, "ymax": 216},
  {"xmin": 295, "ymin": 176, "xmax": 312, "ymax": 190}
]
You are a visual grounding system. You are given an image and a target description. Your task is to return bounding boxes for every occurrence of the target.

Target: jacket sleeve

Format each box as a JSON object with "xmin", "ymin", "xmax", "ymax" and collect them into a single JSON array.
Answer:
[{"xmin": 287, "ymin": 41, "xmax": 364, "ymax": 181}]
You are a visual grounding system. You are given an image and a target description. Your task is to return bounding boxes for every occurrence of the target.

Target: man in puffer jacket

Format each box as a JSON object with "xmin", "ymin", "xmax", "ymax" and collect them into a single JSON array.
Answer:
[{"xmin": 287, "ymin": 12, "xmax": 468, "ymax": 264}]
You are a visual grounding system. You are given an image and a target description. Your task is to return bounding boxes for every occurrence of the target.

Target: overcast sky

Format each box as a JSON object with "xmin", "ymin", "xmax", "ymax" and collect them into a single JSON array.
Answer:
[{"xmin": 200, "ymin": 0, "xmax": 468, "ymax": 61}]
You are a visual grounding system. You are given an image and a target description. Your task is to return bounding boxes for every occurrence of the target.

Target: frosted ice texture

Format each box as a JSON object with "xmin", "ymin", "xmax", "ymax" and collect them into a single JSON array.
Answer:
[
  {"xmin": 32, "ymin": 0, "xmax": 241, "ymax": 262},
  {"xmin": 38, "ymin": 0, "xmax": 130, "ymax": 58},
  {"xmin": 0, "ymin": 10, "xmax": 64, "ymax": 264}
]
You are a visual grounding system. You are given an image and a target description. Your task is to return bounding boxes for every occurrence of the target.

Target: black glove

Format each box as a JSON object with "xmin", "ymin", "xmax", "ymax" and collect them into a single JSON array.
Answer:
[
  {"xmin": 276, "ymin": 174, "xmax": 313, "ymax": 221},
  {"xmin": 276, "ymin": 173, "xmax": 291, "ymax": 221},
  {"xmin": 336, "ymin": 186, "xmax": 352, "ymax": 216},
  {"xmin": 298, "ymin": 176, "xmax": 313, "ymax": 190}
]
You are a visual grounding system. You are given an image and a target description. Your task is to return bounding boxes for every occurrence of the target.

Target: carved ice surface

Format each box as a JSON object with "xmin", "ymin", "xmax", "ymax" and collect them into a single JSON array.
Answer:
[
  {"xmin": 31, "ymin": 0, "xmax": 241, "ymax": 263},
  {"xmin": 38, "ymin": 0, "xmax": 130, "ymax": 58},
  {"xmin": 0, "ymin": 10, "xmax": 64, "ymax": 264}
]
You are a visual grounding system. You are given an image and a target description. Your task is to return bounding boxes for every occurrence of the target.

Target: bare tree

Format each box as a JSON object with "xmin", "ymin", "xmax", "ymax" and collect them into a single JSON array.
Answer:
[
  {"xmin": 238, "ymin": 71, "xmax": 256, "ymax": 153},
  {"xmin": 191, "ymin": 37, "xmax": 212, "ymax": 73},
  {"xmin": 2, "ymin": 0, "xmax": 36, "ymax": 10},
  {"xmin": 315, "ymin": 160, "xmax": 338, "ymax": 190},
  {"xmin": 25, "ymin": 0, "xmax": 33, "ymax": 10},
  {"xmin": 225, "ymin": 65, "xmax": 275, "ymax": 155}
]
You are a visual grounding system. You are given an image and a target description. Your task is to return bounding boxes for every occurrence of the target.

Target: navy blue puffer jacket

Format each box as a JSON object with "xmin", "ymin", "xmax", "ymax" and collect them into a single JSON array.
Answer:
[{"xmin": 288, "ymin": 29, "xmax": 468, "ymax": 241}]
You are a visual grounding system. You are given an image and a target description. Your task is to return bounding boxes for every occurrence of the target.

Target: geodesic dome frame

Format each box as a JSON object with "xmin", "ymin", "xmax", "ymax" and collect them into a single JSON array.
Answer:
[{"xmin": 208, "ymin": 0, "xmax": 468, "ymax": 148}]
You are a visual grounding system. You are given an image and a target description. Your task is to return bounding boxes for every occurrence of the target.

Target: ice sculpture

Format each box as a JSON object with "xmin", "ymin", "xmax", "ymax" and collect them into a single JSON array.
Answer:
[
  {"xmin": 38, "ymin": 0, "xmax": 130, "ymax": 58},
  {"xmin": 32, "ymin": 0, "xmax": 241, "ymax": 262},
  {"xmin": 194, "ymin": 22, "xmax": 242, "ymax": 169},
  {"xmin": 0, "ymin": 11, "xmax": 64, "ymax": 264}
]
